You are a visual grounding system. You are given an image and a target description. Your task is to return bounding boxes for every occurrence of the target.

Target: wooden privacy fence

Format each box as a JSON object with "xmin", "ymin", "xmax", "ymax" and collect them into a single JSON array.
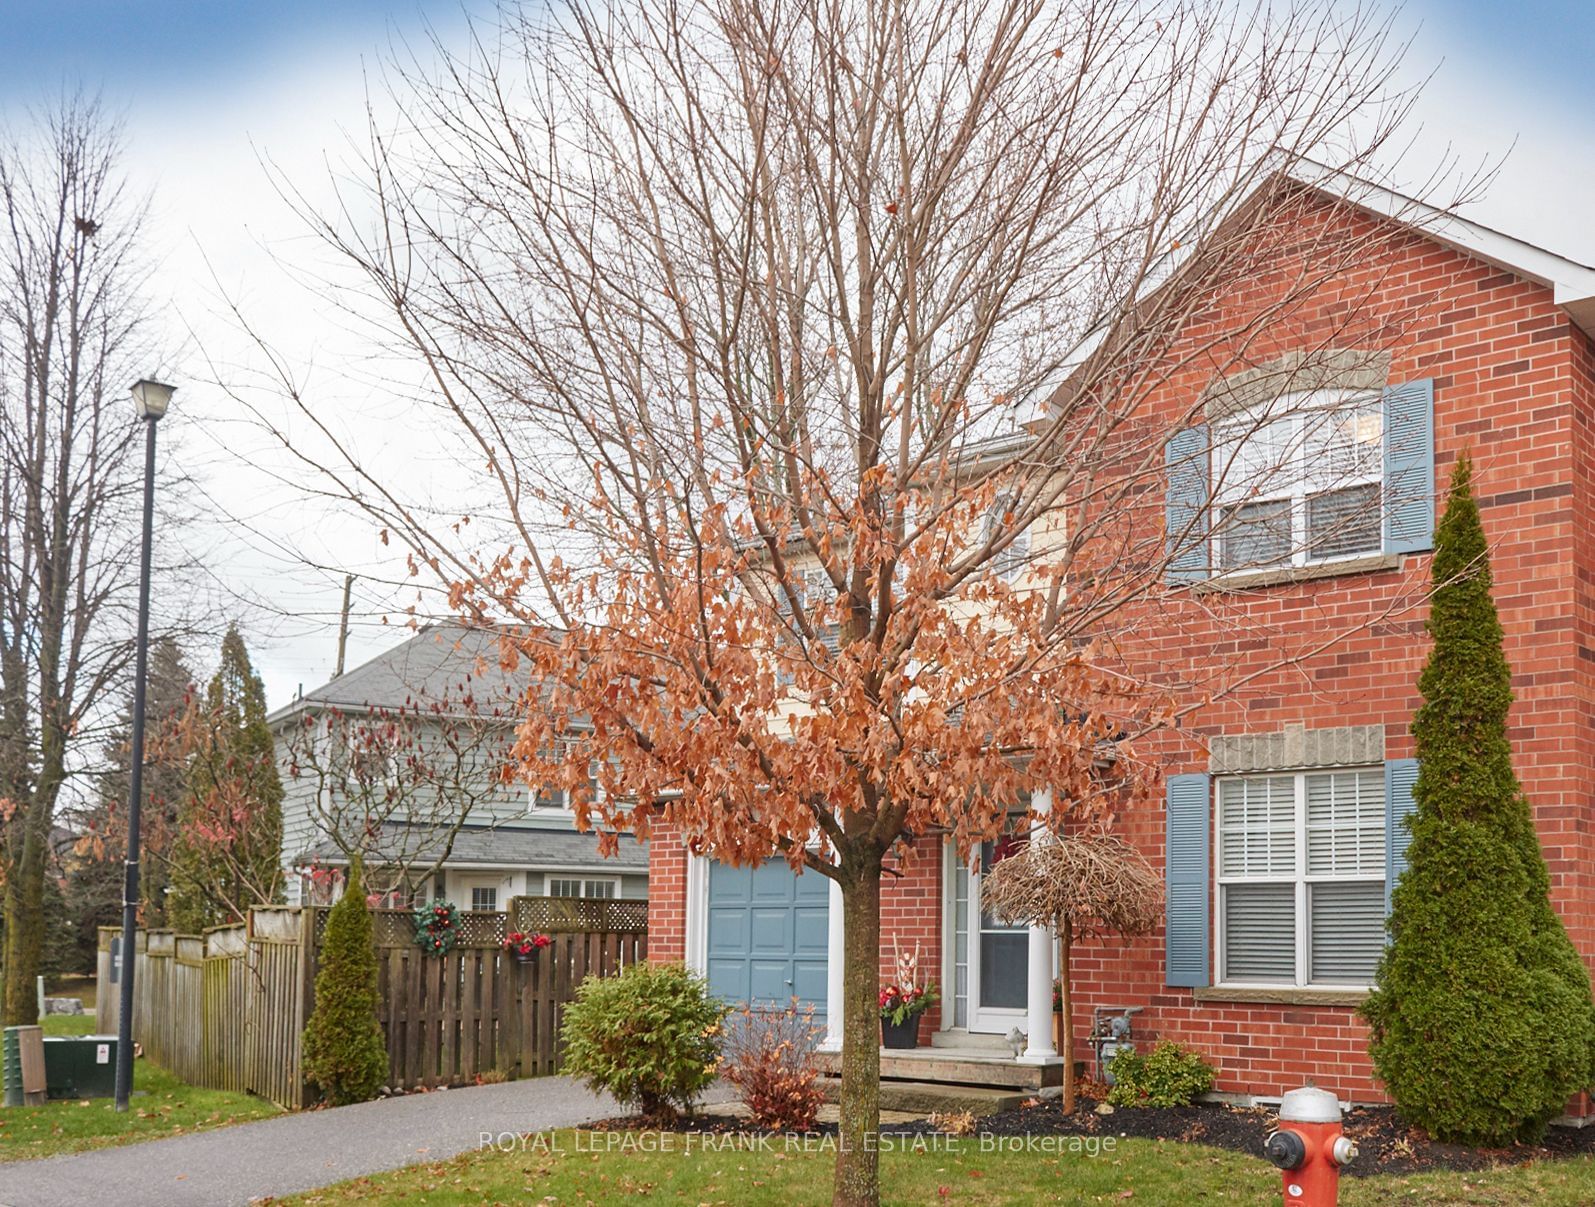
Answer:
[{"xmin": 97, "ymin": 896, "xmax": 647, "ymax": 1109}]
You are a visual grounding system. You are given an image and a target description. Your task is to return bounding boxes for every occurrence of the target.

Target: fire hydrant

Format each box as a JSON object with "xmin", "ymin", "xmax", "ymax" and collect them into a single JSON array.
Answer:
[{"xmin": 1263, "ymin": 1086, "xmax": 1357, "ymax": 1204}]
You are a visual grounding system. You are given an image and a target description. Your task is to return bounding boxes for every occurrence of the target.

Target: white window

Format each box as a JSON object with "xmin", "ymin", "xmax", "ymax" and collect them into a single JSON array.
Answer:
[
  {"xmin": 982, "ymin": 494, "xmax": 1030, "ymax": 580},
  {"xmin": 470, "ymin": 885, "xmax": 498, "ymax": 912},
  {"xmin": 1211, "ymin": 391, "xmax": 1383, "ymax": 572},
  {"xmin": 1216, "ymin": 768, "xmax": 1385, "ymax": 987},
  {"xmin": 547, "ymin": 877, "xmax": 619, "ymax": 899}
]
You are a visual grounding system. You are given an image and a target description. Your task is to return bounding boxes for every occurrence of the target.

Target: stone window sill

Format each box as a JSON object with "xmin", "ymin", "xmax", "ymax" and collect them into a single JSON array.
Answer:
[
  {"xmin": 1192, "ymin": 552, "xmax": 1399, "ymax": 593},
  {"xmin": 1193, "ymin": 985, "xmax": 1370, "ymax": 1007}
]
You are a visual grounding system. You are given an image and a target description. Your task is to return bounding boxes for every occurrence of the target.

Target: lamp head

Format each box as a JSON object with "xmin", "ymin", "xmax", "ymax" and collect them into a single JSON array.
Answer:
[{"xmin": 130, "ymin": 378, "xmax": 175, "ymax": 419}]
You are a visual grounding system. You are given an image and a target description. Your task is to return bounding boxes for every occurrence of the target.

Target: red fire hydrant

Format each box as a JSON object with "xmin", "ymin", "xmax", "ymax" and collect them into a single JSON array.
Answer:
[{"xmin": 1263, "ymin": 1086, "xmax": 1357, "ymax": 1204}]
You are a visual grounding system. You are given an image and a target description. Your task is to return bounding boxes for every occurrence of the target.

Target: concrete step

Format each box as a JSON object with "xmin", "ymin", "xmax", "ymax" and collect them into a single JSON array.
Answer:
[
  {"xmin": 818, "ymin": 1076, "xmax": 1032, "ymax": 1117},
  {"xmin": 930, "ymin": 1029, "xmax": 1011, "ymax": 1052},
  {"xmin": 814, "ymin": 1049, "xmax": 1060, "ymax": 1090}
]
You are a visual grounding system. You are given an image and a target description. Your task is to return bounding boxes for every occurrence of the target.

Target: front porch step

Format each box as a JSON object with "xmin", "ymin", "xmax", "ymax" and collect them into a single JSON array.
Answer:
[
  {"xmin": 930, "ymin": 1029, "xmax": 1012, "ymax": 1052},
  {"xmin": 817, "ymin": 1077, "xmax": 1032, "ymax": 1117},
  {"xmin": 814, "ymin": 1048, "xmax": 1061, "ymax": 1090}
]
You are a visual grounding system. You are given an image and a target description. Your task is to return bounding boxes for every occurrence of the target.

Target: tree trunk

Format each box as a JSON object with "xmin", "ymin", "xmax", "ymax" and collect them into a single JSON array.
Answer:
[
  {"xmin": 1059, "ymin": 915, "xmax": 1074, "ymax": 1115},
  {"xmin": 3, "ymin": 805, "xmax": 47, "ymax": 1024},
  {"xmin": 833, "ymin": 843, "xmax": 883, "ymax": 1207},
  {"xmin": 4, "ymin": 715, "xmax": 66, "ymax": 1026}
]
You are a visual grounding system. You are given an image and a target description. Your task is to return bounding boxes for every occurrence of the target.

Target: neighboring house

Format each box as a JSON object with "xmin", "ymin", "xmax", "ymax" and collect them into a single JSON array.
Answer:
[
  {"xmin": 648, "ymin": 173, "xmax": 1595, "ymax": 1107},
  {"xmin": 268, "ymin": 623, "xmax": 646, "ymax": 909}
]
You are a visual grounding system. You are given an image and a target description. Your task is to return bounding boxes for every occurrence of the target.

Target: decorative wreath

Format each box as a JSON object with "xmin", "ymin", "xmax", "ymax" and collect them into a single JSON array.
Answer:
[{"xmin": 414, "ymin": 898, "xmax": 461, "ymax": 957}]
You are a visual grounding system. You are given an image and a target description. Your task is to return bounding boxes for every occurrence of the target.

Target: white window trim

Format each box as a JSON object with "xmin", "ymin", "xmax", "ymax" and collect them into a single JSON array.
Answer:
[
  {"xmin": 546, "ymin": 874, "xmax": 621, "ymax": 899},
  {"xmin": 1210, "ymin": 388, "xmax": 1383, "ymax": 575},
  {"xmin": 1213, "ymin": 769, "xmax": 1385, "ymax": 991},
  {"xmin": 455, "ymin": 871, "xmax": 511, "ymax": 912}
]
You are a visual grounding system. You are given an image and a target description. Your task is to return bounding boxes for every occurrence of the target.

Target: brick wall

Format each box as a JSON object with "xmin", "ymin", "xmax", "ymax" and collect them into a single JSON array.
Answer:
[
  {"xmin": 1066, "ymin": 196, "xmax": 1595, "ymax": 1105},
  {"xmin": 880, "ymin": 837, "xmax": 945, "ymax": 1043},
  {"xmin": 646, "ymin": 821, "xmax": 687, "ymax": 964}
]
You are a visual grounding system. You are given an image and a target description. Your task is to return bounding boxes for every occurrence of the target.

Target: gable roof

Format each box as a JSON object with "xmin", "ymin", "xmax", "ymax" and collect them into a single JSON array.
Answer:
[
  {"xmin": 267, "ymin": 622, "xmax": 527, "ymax": 726},
  {"xmin": 293, "ymin": 820, "xmax": 648, "ymax": 872}
]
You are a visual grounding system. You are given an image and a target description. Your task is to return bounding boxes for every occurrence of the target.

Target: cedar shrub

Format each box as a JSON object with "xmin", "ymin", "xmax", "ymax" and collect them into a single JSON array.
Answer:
[
  {"xmin": 302, "ymin": 855, "xmax": 389, "ymax": 1105},
  {"xmin": 1362, "ymin": 452, "xmax": 1595, "ymax": 1144}
]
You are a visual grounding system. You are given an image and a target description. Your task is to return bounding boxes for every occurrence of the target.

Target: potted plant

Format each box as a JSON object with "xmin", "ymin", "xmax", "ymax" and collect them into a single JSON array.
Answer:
[
  {"xmin": 879, "ymin": 941, "xmax": 938, "ymax": 1049},
  {"xmin": 503, "ymin": 931, "xmax": 552, "ymax": 965}
]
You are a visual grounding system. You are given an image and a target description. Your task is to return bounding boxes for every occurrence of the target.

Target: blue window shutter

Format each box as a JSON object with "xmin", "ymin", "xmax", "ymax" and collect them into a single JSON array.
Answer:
[
  {"xmin": 1165, "ymin": 426, "xmax": 1210, "ymax": 582},
  {"xmin": 1382, "ymin": 379, "xmax": 1434, "ymax": 554},
  {"xmin": 1165, "ymin": 772, "xmax": 1211, "ymax": 987},
  {"xmin": 1385, "ymin": 758, "xmax": 1419, "ymax": 916}
]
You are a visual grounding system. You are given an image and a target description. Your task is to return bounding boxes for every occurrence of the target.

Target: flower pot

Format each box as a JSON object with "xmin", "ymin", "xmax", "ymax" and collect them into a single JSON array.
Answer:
[
  {"xmin": 881, "ymin": 1014, "xmax": 921, "ymax": 1049},
  {"xmin": 511, "ymin": 948, "xmax": 540, "ymax": 966},
  {"xmin": 1053, "ymin": 1011, "xmax": 1063, "ymax": 1056}
]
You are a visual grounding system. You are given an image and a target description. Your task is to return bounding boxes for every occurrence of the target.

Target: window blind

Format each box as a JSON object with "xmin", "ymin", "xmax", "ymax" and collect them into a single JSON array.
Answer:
[
  {"xmin": 1309, "ymin": 881, "xmax": 1385, "ymax": 983},
  {"xmin": 1306, "ymin": 769, "xmax": 1385, "ymax": 876},
  {"xmin": 1219, "ymin": 776, "xmax": 1295, "ymax": 875},
  {"xmin": 1223, "ymin": 883, "xmax": 1295, "ymax": 981}
]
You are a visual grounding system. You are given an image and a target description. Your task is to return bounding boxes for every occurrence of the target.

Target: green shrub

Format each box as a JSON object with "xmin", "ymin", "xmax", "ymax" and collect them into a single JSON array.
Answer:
[
  {"xmin": 561, "ymin": 961, "xmax": 727, "ymax": 1121},
  {"xmin": 1105, "ymin": 1042, "xmax": 1214, "ymax": 1108},
  {"xmin": 302, "ymin": 855, "xmax": 389, "ymax": 1106},
  {"xmin": 1362, "ymin": 454, "xmax": 1595, "ymax": 1146}
]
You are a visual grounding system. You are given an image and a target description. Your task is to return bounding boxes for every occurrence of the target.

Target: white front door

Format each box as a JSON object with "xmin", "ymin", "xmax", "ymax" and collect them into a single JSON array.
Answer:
[{"xmin": 967, "ymin": 837, "xmax": 1029, "ymax": 1033}]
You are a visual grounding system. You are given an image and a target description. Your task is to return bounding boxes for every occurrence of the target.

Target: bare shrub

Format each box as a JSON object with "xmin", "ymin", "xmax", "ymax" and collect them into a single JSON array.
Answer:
[{"xmin": 722, "ymin": 1004, "xmax": 826, "ymax": 1133}]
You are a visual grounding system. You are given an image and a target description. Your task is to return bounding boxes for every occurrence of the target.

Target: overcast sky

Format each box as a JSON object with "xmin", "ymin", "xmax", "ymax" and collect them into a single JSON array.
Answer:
[{"xmin": 2, "ymin": 0, "xmax": 1593, "ymax": 709}]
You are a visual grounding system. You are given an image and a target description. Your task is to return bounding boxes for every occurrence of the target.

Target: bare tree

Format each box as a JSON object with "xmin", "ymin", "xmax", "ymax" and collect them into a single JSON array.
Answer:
[
  {"xmin": 0, "ymin": 95, "xmax": 169, "ymax": 1024},
  {"xmin": 279, "ymin": 687, "xmax": 528, "ymax": 897},
  {"xmin": 240, "ymin": 1, "xmax": 1470, "ymax": 1200}
]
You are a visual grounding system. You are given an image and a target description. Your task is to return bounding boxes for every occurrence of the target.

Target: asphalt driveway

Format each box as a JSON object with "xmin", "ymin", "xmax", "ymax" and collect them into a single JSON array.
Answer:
[{"xmin": 0, "ymin": 1075, "xmax": 694, "ymax": 1207}]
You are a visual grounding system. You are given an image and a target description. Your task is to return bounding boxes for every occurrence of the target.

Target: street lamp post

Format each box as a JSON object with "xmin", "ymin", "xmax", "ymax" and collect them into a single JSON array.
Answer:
[{"xmin": 114, "ymin": 378, "xmax": 174, "ymax": 1113}]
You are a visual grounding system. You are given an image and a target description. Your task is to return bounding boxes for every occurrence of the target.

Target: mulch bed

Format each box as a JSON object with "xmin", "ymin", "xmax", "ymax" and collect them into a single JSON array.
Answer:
[
  {"xmin": 588, "ymin": 1096, "xmax": 1595, "ymax": 1177},
  {"xmin": 905, "ymin": 1096, "xmax": 1595, "ymax": 1177}
]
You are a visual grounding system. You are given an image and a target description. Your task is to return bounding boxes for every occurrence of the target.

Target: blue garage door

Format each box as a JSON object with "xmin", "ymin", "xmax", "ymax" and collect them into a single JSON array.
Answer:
[{"xmin": 706, "ymin": 860, "xmax": 828, "ymax": 1019}]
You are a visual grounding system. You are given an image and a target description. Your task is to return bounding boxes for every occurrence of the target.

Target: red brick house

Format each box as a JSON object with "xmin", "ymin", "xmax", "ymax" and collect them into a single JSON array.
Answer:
[{"xmin": 646, "ymin": 174, "xmax": 1595, "ymax": 1107}]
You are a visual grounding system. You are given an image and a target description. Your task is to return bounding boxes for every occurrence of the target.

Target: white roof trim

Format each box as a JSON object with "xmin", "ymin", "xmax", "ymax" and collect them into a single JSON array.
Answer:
[
  {"xmin": 1294, "ymin": 163, "xmax": 1595, "ymax": 337},
  {"xmin": 293, "ymin": 857, "xmax": 639, "ymax": 876}
]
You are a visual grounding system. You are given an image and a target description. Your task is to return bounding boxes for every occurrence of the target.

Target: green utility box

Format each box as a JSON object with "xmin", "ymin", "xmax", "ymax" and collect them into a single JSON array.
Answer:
[{"xmin": 42, "ymin": 1034, "xmax": 118, "ymax": 1100}]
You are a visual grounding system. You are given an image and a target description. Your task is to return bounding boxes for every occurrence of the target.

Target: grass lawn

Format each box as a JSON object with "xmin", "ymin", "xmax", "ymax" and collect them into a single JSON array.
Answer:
[
  {"xmin": 270, "ymin": 1128, "xmax": 1595, "ymax": 1206},
  {"xmin": 0, "ymin": 1014, "xmax": 280, "ymax": 1161},
  {"xmin": 40, "ymin": 1013, "xmax": 101, "ymax": 1038}
]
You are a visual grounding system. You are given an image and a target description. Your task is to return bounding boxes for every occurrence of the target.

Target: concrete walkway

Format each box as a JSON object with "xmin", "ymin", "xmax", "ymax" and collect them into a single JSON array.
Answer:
[{"xmin": 0, "ymin": 1076, "xmax": 704, "ymax": 1207}]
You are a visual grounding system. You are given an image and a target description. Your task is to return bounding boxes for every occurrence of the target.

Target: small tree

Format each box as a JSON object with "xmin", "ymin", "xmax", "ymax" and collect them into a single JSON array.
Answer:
[
  {"xmin": 167, "ymin": 626, "xmax": 284, "ymax": 931},
  {"xmin": 67, "ymin": 636, "xmax": 196, "ymax": 934},
  {"xmin": 1363, "ymin": 452, "xmax": 1595, "ymax": 1145},
  {"xmin": 302, "ymin": 855, "xmax": 389, "ymax": 1106},
  {"xmin": 982, "ymin": 833, "xmax": 1161, "ymax": 1113}
]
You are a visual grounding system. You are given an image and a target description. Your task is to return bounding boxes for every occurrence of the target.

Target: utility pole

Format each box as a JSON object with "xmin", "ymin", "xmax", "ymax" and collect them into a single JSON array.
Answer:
[{"xmin": 334, "ymin": 574, "xmax": 354, "ymax": 678}]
